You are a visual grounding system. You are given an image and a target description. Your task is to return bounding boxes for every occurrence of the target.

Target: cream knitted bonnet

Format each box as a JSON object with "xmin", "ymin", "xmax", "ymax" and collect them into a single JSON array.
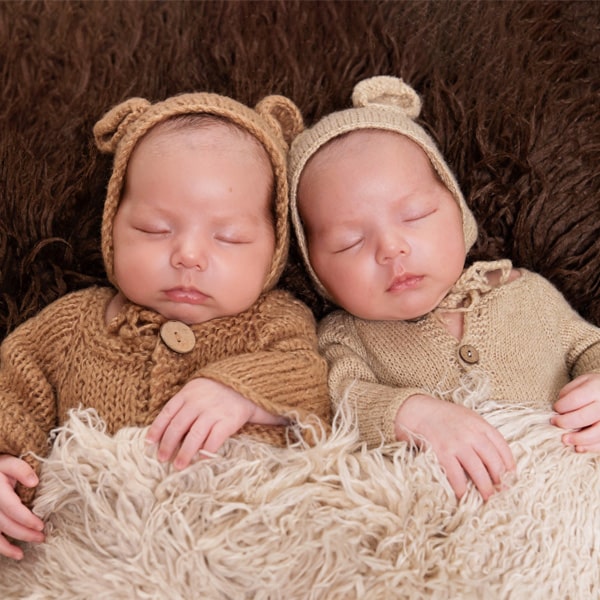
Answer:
[
  {"xmin": 94, "ymin": 92, "xmax": 303, "ymax": 292},
  {"xmin": 288, "ymin": 76, "xmax": 478, "ymax": 299}
]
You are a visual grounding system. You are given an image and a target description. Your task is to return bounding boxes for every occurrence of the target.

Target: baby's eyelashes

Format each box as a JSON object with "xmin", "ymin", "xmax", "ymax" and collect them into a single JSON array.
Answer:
[
  {"xmin": 135, "ymin": 226, "xmax": 170, "ymax": 235},
  {"xmin": 214, "ymin": 233, "xmax": 254, "ymax": 244},
  {"xmin": 332, "ymin": 238, "xmax": 364, "ymax": 254},
  {"xmin": 403, "ymin": 207, "xmax": 436, "ymax": 222}
]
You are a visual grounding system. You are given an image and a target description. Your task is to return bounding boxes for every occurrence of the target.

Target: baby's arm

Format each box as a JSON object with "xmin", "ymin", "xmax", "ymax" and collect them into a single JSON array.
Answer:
[
  {"xmin": 552, "ymin": 373, "xmax": 600, "ymax": 452},
  {"xmin": 320, "ymin": 311, "xmax": 514, "ymax": 500},
  {"xmin": 146, "ymin": 378, "xmax": 287, "ymax": 470},
  {"xmin": 395, "ymin": 394, "xmax": 515, "ymax": 501},
  {"xmin": 530, "ymin": 273, "xmax": 600, "ymax": 452},
  {"xmin": 147, "ymin": 291, "xmax": 329, "ymax": 468},
  {"xmin": 0, "ymin": 454, "xmax": 45, "ymax": 560}
]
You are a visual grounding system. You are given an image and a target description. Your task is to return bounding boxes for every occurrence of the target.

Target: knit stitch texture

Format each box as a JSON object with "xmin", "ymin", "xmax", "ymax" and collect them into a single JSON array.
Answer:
[
  {"xmin": 0, "ymin": 287, "xmax": 330, "ymax": 504},
  {"xmin": 319, "ymin": 262, "xmax": 600, "ymax": 447}
]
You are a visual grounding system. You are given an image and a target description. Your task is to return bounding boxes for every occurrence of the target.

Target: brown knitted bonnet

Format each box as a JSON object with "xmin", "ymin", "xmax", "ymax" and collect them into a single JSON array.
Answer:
[
  {"xmin": 288, "ymin": 76, "xmax": 478, "ymax": 300},
  {"xmin": 94, "ymin": 92, "xmax": 303, "ymax": 292}
]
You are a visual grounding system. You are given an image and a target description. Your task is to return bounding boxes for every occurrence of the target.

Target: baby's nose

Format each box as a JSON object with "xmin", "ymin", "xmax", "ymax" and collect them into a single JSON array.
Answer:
[
  {"xmin": 375, "ymin": 230, "xmax": 410, "ymax": 264},
  {"xmin": 172, "ymin": 236, "xmax": 208, "ymax": 270}
]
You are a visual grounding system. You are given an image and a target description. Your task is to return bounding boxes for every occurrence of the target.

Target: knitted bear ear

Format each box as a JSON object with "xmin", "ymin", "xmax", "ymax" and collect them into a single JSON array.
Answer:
[
  {"xmin": 255, "ymin": 95, "xmax": 304, "ymax": 146},
  {"xmin": 352, "ymin": 76, "xmax": 422, "ymax": 120},
  {"xmin": 93, "ymin": 97, "xmax": 151, "ymax": 153}
]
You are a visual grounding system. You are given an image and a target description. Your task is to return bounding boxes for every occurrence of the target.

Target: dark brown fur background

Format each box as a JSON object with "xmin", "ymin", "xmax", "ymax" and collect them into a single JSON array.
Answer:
[{"xmin": 0, "ymin": 0, "xmax": 598, "ymax": 338}]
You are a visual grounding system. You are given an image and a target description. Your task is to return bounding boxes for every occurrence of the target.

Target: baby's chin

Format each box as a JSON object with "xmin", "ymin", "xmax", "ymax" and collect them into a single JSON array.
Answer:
[
  {"xmin": 155, "ymin": 304, "xmax": 212, "ymax": 326},
  {"xmin": 341, "ymin": 306, "xmax": 430, "ymax": 322},
  {"xmin": 349, "ymin": 296, "xmax": 441, "ymax": 322},
  {"xmin": 159, "ymin": 302, "xmax": 255, "ymax": 326}
]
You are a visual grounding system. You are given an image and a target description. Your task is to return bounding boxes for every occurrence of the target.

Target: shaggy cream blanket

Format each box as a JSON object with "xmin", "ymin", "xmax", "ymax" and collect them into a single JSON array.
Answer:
[{"xmin": 1, "ymin": 386, "xmax": 598, "ymax": 599}]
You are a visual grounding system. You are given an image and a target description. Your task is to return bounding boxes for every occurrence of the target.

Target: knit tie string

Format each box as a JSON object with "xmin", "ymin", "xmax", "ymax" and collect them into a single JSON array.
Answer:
[
  {"xmin": 435, "ymin": 259, "xmax": 513, "ymax": 313},
  {"xmin": 107, "ymin": 303, "xmax": 164, "ymax": 340}
]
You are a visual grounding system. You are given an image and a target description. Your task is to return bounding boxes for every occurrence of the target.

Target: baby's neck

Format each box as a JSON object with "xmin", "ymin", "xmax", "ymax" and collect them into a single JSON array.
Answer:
[
  {"xmin": 435, "ymin": 264, "xmax": 520, "ymax": 340},
  {"xmin": 436, "ymin": 310, "xmax": 464, "ymax": 340},
  {"xmin": 105, "ymin": 291, "xmax": 127, "ymax": 325}
]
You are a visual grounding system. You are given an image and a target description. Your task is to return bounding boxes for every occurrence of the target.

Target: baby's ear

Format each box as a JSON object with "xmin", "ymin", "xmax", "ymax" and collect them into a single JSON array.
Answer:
[
  {"xmin": 93, "ymin": 97, "xmax": 151, "ymax": 153},
  {"xmin": 255, "ymin": 95, "xmax": 304, "ymax": 147}
]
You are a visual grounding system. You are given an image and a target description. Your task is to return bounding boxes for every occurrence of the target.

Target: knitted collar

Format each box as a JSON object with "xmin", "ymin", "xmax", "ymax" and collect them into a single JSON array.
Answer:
[
  {"xmin": 435, "ymin": 259, "xmax": 513, "ymax": 313},
  {"xmin": 105, "ymin": 298, "xmax": 248, "ymax": 341},
  {"xmin": 107, "ymin": 302, "xmax": 164, "ymax": 340}
]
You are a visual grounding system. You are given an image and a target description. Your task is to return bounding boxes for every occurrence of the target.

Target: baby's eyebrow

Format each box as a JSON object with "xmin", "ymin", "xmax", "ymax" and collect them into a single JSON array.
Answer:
[
  {"xmin": 316, "ymin": 224, "xmax": 362, "ymax": 240},
  {"xmin": 211, "ymin": 213, "xmax": 271, "ymax": 229}
]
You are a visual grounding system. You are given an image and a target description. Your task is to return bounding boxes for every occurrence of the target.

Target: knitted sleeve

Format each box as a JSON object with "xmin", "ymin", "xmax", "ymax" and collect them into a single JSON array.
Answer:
[
  {"xmin": 196, "ymin": 290, "xmax": 330, "ymax": 428},
  {"xmin": 318, "ymin": 311, "xmax": 425, "ymax": 447},
  {"xmin": 0, "ymin": 293, "xmax": 80, "ymax": 504},
  {"xmin": 530, "ymin": 273, "xmax": 600, "ymax": 377}
]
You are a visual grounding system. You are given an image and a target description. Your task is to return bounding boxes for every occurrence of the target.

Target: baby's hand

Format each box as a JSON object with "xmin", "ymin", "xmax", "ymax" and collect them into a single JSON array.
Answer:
[
  {"xmin": 552, "ymin": 373, "xmax": 600, "ymax": 452},
  {"xmin": 395, "ymin": 394, "xmax": 515, "ymax": 501},
  {"xmin": 0, "ymin": 454, "xmax": 45, "ymax": 560},
  {"xmin": 146, "ymin": 377, "xmax": 287, "ymax": 470}
]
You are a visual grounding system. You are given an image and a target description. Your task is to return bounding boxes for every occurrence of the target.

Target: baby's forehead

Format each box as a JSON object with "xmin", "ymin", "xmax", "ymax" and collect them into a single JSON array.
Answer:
[
  {"xmin": 305, "ymin": 129, "xmax": 432, "ymax": 180},
  {"xmin": 139, "ymin": 117, "xmax": 267, "ymax": 156},
  {"xmin": 130, "ymin": 117, "xmax": 275, "ymax": 190},
  {"xmin": 312, "ymin": 129, "xmax": 422, "ymax": 165}
]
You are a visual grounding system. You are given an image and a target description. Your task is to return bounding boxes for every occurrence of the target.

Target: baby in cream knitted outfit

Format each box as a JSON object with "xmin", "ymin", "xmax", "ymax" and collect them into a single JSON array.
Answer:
[{"xmin": 289, "ymin": 76, "xmax": 600, "ymax": 501}]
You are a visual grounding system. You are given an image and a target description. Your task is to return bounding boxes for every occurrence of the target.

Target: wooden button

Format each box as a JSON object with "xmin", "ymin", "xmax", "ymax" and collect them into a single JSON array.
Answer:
[
  {"xmin": 160, "ymin": 321, "xmax": 196, "ymax": 353},
  {"xmin": 458, "ymin": 344, "xmax": 479, "ymax": 364}
]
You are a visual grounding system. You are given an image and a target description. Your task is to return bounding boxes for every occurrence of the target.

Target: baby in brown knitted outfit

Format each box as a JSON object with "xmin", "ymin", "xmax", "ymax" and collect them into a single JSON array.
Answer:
[
  {"xmin": 0, "ymin": 92, "xmax": 329, "ymax": 560},
  {"xmin": 288, "ymin": 76, "xmax": 600, "ymax": 502}
]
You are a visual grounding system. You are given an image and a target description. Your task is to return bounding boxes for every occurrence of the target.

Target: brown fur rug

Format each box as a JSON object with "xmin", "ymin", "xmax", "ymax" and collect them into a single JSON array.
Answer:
[
  {"xmin": 0, "ymin": 3, "xmax": 599, "ymax": 598},
  {"xmin": 1, "ymin": 1, "xmax": 599, "ymax": 332},
  {"xmin": 1, "ymin": 383, "xmax": 598, "ymax": 599}
]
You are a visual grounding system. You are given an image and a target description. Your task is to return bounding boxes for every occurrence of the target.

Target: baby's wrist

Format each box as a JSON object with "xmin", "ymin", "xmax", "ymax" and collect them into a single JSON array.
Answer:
[{"xmin": 394, "ymin": 393, "xmax": 437, "ymax": 441}]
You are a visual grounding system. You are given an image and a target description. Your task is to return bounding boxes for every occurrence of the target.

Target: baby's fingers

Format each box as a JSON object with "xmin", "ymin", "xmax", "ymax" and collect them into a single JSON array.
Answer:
[
  {"xmin": 0, "ymin": 496, "xmax": 44, "ymax": 534},
  {"xmin": 0, "ymin": 456, "xmax": 38, "ymax": 489},
  {"xmin": 459, "ymin": 434, "xmax": 514, "ymax": 501},
  {"xmin": 171, "ymin": 420, "xmax": 213, "ymax": 470},
  {"xmin": 173, "ymin": 418, "xmax": 239, "ymax": 470},
  {"xmin": 552, "ymin": 401, "xmax": 600, "ymax": 431},
  {"xmin": 485, "ymin": 427, "xmax": 516, "ymax": 474},
  {"xmin": 562, "ymin": 421, "xmax": 600, "ymax": 452},
  {"xmin": 0, "ymin": 532, "xmax": 25, "ymax": 560},
  {"xmin": 458, "ymin": 450, "xmax": 497, "ymax": 501},
  {"xmin": 155, "ymin": 410, "xmax": 202, "ymax": 463},
  {"xmin": 555, "ymin": 374, "xmax": 600, "ymax": 414},
  {"xmin": 439, "ymin": 456, "xmax": 470, "ymax": 500},
  {"xmin": 0, "ymin": 513, "xmax": 44, "ymax": 547},
  {"xmin": 557, "ymin": 374, "xmax": 590, "ymax": 398},
  {"xmin": 146, "ymin": 395, "xmax": 186, "ymax": 444}
]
